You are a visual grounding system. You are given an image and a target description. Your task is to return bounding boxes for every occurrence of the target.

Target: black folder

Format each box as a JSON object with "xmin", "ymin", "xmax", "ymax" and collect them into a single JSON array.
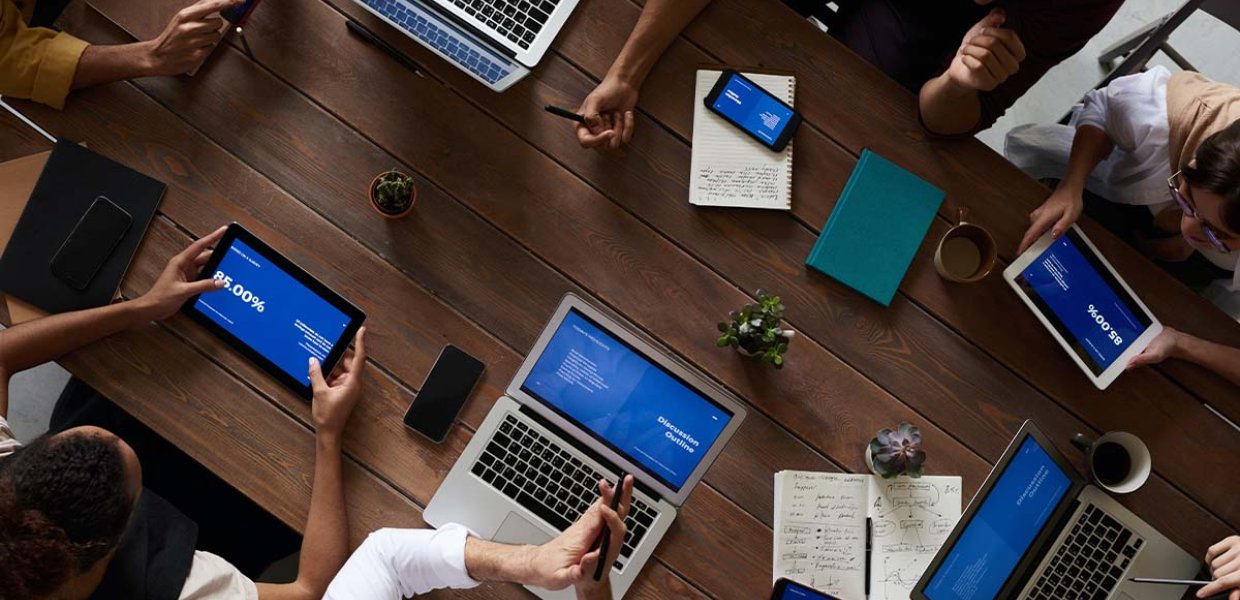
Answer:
[{"xmin": 0, "ymin": 142, "xmax": 164, "ymax": 314}]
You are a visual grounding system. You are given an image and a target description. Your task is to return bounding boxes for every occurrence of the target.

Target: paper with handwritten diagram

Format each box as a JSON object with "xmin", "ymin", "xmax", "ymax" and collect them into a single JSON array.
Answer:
[
  {"xmin": 774, "ymin": 471, "xmax": 962, "ymax": 600},
  {"xmin": 689, "ymin": 70, "xmax": 794, "ymax": 210}
]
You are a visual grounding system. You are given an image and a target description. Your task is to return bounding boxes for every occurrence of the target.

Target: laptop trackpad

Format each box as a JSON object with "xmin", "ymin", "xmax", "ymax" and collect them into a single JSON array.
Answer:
[{"xmin": 493, "ymin": 512, "xmax": 553, "ymax": 546}]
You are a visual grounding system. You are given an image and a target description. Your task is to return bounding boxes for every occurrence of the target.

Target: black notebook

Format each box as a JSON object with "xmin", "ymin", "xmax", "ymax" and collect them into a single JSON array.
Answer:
[{"xmin": 0, "ymin": 142, "xmax": 164, "ymax": 313}]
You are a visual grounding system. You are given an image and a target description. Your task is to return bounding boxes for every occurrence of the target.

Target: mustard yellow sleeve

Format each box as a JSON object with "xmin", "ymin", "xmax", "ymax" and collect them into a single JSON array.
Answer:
[{"xmin": 0, "ymin": 0, "xmax": 88, "ymax": 110}]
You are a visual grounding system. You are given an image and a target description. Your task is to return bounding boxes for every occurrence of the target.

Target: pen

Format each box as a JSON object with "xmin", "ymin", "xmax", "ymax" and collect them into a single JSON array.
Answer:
[
  {"xmin": 544, "ymin": 104, "xmax": 587, "ymax": 124},
  {"xmin": 593, "ymin": 471, "xmax": 628, "ymax": 581},
  {"xmin": 346, "ymin": 20, "xmax": 426, "ymax": 78},
  {"xmin": 1129, "ymin": 578, "xmax": 1212, "ymax": 586}
]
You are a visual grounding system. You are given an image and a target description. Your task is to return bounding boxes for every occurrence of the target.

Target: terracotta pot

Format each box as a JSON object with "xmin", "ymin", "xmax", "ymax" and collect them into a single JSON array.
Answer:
[{"xmin": 369, "ymin": 172, "xmax": 416, "ymax": 219}]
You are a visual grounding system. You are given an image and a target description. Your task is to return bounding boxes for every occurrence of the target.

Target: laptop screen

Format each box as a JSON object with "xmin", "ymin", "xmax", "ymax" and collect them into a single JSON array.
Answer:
[
  {"xmin": 923, "ymin": 436, "xmax": 1073, "ymax": 600},
  {"xmin": 520, "ymin": 308, "xmax": 735, "ymax": 491}
]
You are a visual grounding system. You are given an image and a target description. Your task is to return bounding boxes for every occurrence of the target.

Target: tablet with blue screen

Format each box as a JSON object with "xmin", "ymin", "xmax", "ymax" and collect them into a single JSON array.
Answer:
[
  {"xmin": 182, "ymin": 224, "xmax": 365, "ymax": 399},
  {"xmin": 1003, "ymin": 225, "xmax": 1161, "ymax": 390}
]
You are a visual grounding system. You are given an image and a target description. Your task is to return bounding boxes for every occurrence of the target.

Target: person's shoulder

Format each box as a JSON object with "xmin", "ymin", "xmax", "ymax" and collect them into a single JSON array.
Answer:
[{"xmin": 178, "ymin": 550, "xmax": 258, "ymax": 600}]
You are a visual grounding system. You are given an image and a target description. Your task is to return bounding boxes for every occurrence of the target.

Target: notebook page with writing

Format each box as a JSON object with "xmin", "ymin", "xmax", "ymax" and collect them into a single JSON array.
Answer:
[
  {"xmin": 866, "ymin": 476, "xmax": 962, "ymax": 600},
  {"xmin": 773, "ymin": 471, "xmax": 869, "ymax": 599},
  {"xmin": 690, "ymin": 70, "xmax": 794, "ymax": 210}
]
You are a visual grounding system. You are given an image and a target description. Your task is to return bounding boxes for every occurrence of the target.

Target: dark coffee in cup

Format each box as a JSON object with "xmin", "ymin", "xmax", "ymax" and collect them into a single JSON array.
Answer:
[{"xmin": 1091, "ymin": 442, "xmax": 1132, "ymax": 486}]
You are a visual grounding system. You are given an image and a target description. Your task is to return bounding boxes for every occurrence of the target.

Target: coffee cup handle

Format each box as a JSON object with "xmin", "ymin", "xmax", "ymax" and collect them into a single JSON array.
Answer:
[
  {"xmin": 1070, "ymin": 433, "xmax": 1094, "ymax": 452},
  {"xmin": 957, "ymin": 207, "xmax": 969, "ymax": 225}
]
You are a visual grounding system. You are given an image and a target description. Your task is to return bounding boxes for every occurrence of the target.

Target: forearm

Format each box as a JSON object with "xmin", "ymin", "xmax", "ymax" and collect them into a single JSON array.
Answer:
[
  {"xmin": 463, "ymin": 536, "xmax": 534, "ymax": 584},
  {"xmin": 0, "ymin": 299, "xmax": 152, "ymax": 384},
  {"xmin": 918, "ymin": 73, "xmax": 982, "ymax": 136},
  {"xmin": 293, "ymin": 434, "xmax": 350, "ymax": 595},
  {"xmin": 608, "ymin": 0, "xmax": 713, "ymax": 87},
  {"xmin": 72, "ymin": 42, "xmax": 154, "ymax": 90},
  {"xmin": 1173, "ymin": 334, "xmax": 1240, "ymax": 387},
  {"xmin": 1057, "ymin": 125, "xmax": 1114, "ymax": 193}
]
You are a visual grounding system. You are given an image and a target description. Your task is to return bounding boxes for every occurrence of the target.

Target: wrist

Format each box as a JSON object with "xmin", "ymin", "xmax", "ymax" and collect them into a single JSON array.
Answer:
[
  {"xmin": 606, "ymin": 57, "xmax": 647, "ymax": 90},
  {"xmin": 315, "ymin": 430, "xmax": 344, "ymax": 450},
  {"xmin": 934, "ymin": 71, "xmax": 977, "ymax": 100},
  {"xmin": 127, "ymin": 294, "xmax": 162, "ymax": 324},
  {"xmin": 464, "ymin": 536, "xmax": 538, "ymax": 584},
  {"xmin": 130, "ymin": 40, "xmax": 161, "ymax": 77}
]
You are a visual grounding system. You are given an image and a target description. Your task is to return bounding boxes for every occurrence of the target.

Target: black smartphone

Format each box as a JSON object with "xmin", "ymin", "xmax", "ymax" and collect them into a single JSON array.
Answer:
[
  {"xmin": 221, "ymin": 0, "xmax": 260, "ymax": 25},
  {"xmin": 403, "ymin": 345, "xmax": 485, "ymax": 442},
  {"xmin": 49, "ymin": 196, "xmax": 132, "ymax": 291},
  {"xmin": 770, "ymin": 579, "xmax": 842, "ymax": 600},
  {"xmin": 703, "ymin": 69, "xmax": 802, "ymax": 152}
]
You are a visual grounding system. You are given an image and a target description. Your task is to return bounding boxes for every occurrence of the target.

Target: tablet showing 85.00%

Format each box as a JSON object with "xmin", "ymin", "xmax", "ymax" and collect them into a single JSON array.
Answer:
[{"xmin": 213, "ymin": 271, "xmax": 266, "ymax": 313}]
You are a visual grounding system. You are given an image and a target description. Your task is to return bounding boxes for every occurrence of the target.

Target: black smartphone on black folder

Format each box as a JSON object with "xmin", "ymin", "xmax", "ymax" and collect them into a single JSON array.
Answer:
[
  {"xmin": 403, "ymin": 345, "xmax": 486, "ymax": 442},
  {"xmin": 703, "ymin": 69, "xmax": 802, "ymax": 152},
  {"xmin": 50, "ymin": 196, "xmax": 132, "ymax": 291}
]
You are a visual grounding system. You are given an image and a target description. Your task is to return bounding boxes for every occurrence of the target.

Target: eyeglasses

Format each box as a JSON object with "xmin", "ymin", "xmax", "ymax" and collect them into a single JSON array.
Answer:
[{"xmin": 1167, "ymin": 171, "xmax": 1231, "ymax": 253}]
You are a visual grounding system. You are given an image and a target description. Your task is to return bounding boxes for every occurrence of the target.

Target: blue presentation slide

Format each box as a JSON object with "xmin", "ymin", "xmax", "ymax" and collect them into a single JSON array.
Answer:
[
  {"xmin": 711, "ymin": 73, "xmax": 794, "ymax": 145},
  {"xmin": 194, "ymin": 238, "xmax": 351, "ymax": 385},
  {"xmin": 1021, "ymin": 235, "xmax": 1146, "ymax": 372},
  {"xmin": 925, "ymin": 437, "xmax": 1072, "ymax": 600},
  {"xmin": 522, "ymin": 310, "xmax": 732, "ymax": 489}
]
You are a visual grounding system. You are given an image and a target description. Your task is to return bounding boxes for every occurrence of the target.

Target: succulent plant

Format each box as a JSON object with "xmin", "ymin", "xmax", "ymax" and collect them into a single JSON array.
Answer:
[
  {"xmin": 716, "ymin": 290, "xmax": 794, "ymax": 369},
  {"xmin": 373, "ymin": 170, "xmax": 414, "ymax": 214},
  {"xmin": 868, "ymin": 423, "xmax": 926, "ymax": 479}
]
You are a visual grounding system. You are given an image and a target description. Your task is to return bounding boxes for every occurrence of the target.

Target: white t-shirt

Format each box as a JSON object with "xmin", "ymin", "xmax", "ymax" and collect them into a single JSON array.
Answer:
[{"xmin": 0, "ymin": 417, "xmax": 258, "ymax": 599}]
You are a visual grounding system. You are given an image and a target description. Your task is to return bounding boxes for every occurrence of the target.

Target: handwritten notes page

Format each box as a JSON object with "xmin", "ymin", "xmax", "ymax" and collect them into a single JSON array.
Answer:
[
  {"xmin": 689, "ymin": 70, "xmax": 794, "ymax": 210},
  {"xmin": 774, "ymin": 472, "xmax": 962, "ymax": 600}
]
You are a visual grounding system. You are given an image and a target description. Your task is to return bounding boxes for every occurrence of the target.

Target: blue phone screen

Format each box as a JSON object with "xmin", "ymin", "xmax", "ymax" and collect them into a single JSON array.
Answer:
[{"xmin": 710, "ymin": 72, "xmax": 795, "ymax": 146}]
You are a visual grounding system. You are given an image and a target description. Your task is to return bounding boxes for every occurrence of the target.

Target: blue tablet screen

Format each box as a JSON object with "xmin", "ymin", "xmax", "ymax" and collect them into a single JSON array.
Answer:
[
  {"xmin": 193, "ymin": 238, "xmax": 352, "ymax": 385},
  {"xmin": 1015, "ymin": 230, "xmax": 1152, "ymax": 374}
]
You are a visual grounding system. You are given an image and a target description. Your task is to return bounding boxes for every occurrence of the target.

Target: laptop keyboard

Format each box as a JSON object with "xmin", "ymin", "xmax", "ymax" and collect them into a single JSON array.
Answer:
[
  {"xmin": 470, "ymin": 414, "xmax": 658, "ymax": 568},
  {"xmin": 358, "ymin": 0, "xmax": 517, "ymax": 84},
  {"xmin": 448, "ymin": 0, "xmax": 561, "ymax": 49},
  {"xmin": 1026, "ymin": 505, "xmax": 1144, "ymax": 600}
]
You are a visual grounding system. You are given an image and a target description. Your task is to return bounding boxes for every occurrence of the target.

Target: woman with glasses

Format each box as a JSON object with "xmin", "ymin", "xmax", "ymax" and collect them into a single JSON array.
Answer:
[{"xmin": 1005, "ymin": 66, "xmax": 1240, "ymax": 387}]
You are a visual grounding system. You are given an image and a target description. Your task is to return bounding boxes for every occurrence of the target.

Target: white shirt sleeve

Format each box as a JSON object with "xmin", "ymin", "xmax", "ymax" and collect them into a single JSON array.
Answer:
[
  {"xmin": 0, "ymin": 415, "xmax": 21, "ymax": 458},
  {"xmin": 178, "ymin": 551, "xmax": 258, "ymax": 600},
  {"xmin": 324, "ymin": 525, "xmax": 480, "ymax": 600},
  {"xmin": 1074, "ymin": 66, "xmax": 1172, "ymax": 154}
]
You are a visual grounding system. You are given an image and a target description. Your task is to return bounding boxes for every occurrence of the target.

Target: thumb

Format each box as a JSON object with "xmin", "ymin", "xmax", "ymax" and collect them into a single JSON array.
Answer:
[
  {"xmin": 185, "ymin": 277, "xmax": 227, "ymax": 296},
  {"xmin": 985, "ymin": 7, "xmax": 1006, "ymax": 26},
  {"xmin": 576, "ymin": 549, "xmax": 600, "ymax": 581},
  {"xmin": 1051, "ymin": 212, "xmax": 1076, "ymax": 239},
  {"xmin": 1126, "ymin": 352, "xmax": 1153, "ymax": 370},
  {"xmin": 308, "ymin": 357, "xmax": 328, "ymax": 392}
]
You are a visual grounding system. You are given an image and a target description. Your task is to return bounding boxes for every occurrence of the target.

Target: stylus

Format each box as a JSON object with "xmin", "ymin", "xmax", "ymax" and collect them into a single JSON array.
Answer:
[
  {"xmin": 592, "ymin": 472, "xmax": 629, "ymax": 582},
  {"xmin": 544, "ymin": 104, "xmax": 587, "ymax": 124},
  {"xmin": 1129, "ymin": 578, "xmax": 1211, "ymax": 586},
  {"xmin": 346, "ymin": 20, "xmax": 425, "ymax": 78}
]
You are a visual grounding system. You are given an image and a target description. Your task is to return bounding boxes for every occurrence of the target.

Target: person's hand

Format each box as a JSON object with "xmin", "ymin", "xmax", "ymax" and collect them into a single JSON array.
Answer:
[
  {"xmin": 524, "ymin": 476, "xmax": 633, "ymax": 597},
  {"xmin": 575, "ymin": 75, "xmax": 639, "ymax": 153},
  {"xmin": 1018, "ymin": 186, "xmax": 1084, "ymax": 253},
  {"xmin": 140, "ymin": 0, "xmax": 241, "ymax": 77},
  {"xmin": 309, "ymin": 327, "xmax": 367, "ymax": 439},
  {"xmin": 135, "ymin": 226, "xmax": 228, "ymax": 321},
  {"xmin": 1126, "ymin": 327, "xmax": 1186, "ymax": 370},
  {"xmin": 945, "ymin": 8, "xmax": 1026, "ymax": 93},
  {"xmin": 1198, "ymin": 535, "xmax": 1240, "ymax": 599}
]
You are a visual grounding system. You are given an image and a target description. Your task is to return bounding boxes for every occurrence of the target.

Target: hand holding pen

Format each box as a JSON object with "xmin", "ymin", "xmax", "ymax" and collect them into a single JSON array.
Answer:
[{"xmin": 523, "ymin": 473, "xmax": 633, "ymax": 597}]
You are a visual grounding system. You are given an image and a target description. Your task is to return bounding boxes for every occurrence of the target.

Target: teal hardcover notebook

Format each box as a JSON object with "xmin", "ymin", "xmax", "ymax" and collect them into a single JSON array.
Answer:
[{"xmin": 806, "ymin": 150, "xmax": 944, "ymax": 306}]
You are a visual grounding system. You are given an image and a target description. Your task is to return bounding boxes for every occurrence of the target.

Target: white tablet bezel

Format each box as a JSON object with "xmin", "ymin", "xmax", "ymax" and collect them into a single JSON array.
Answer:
[{"xmin": 1002, "ymin": 225, "xmax": 1162, "ymax": 390}]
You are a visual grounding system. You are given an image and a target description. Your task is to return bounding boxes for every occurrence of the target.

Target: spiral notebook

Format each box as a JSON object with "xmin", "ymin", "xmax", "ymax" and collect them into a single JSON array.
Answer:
[{"xmin": 690, "ymin": 69, "xmax": 794, "ymax": 210}]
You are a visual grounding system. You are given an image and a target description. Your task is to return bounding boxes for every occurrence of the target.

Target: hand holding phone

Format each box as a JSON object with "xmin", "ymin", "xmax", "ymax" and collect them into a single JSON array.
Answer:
[
  {"xmin": 403, "ymin": 345, "xmax": 485, "ymax": 442},
  {"xmin": 703, "ymin": 69, "xmax": 802, "ymax": 152}
]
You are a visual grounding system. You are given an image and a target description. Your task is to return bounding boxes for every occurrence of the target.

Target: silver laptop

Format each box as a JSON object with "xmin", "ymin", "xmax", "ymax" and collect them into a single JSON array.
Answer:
[
  {"xmin": 350, "ymin": 0, "xmax": 579, "ymax": 91},
  {"xmin": 425, "ymin": 294, "xmax": 748, "ymax": 599},
  {"xmin": 912, "ymin": 421, "xmax": 1200, "ymax": 600}
]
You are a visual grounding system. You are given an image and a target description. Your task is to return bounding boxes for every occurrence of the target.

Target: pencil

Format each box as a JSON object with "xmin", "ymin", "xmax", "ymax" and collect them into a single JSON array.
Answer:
[
  {"xmin": 593, "ymin": 472, "xmax": 628, "ymax": 581},
  {"xmin": 544, "ymin": 104, "xmax": 587, "ymax": 124}
]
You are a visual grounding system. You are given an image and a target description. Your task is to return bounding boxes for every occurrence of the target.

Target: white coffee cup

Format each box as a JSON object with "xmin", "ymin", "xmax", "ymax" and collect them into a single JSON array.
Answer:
[{"xmin": 1071, "ymin": 431, "xmax": 1152, "ymax": 494}]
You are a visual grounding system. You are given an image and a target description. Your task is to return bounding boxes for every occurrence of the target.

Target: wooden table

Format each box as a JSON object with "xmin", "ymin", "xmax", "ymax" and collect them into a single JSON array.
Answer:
[{"xmin": 2, "ymin": 0, "xmax": 1238, "ymax": 596}]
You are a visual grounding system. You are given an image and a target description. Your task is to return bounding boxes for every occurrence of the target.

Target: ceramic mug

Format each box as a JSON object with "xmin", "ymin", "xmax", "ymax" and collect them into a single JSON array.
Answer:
[
  {"xmin": 1071, "ymin": 431, "xmax": 1152, "ymax": 494},
  {"xmin": 934, "ymin": 207, "xmax": 997, "ymax": 283}
]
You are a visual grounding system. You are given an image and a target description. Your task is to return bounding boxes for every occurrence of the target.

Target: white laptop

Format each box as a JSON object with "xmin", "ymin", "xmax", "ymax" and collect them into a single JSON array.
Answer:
[
  {"xmin": 912, "ymin": 421, "xmax": 1200, "ymax": 600},
  {"xmin": 350, "ymin": 0, "xmax": 579, "ymax": 91},
  {"xmin": 1003, "ymin": 225, "xmax": 1162, "ymax": 390},
  {"xmin": 425, "ymin": 294, "xmax": 748, "ymax": 599}
]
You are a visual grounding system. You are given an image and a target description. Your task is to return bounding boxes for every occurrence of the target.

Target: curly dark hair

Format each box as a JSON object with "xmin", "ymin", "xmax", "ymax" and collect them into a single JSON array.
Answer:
[
  {"xmin": 0, "ymin": 432, "xmax": 136, "ymax": 600},
  {"xmin": 1183, "ymin": 119, "xmax": 1240, "ymax": 234}
]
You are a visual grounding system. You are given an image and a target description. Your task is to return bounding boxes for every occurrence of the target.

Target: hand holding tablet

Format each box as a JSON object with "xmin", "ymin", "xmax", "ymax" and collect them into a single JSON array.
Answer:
[
  {"xmin": 181, "ymin": 224, "xmax": 366, "ymax": 399},
  {"xmin": 1003, "ymin": 225, "xmax": 1161, "ymax": 390}
]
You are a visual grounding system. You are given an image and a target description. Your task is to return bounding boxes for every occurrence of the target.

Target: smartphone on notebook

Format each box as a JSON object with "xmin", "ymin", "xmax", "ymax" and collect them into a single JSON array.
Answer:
[
  {"xmin": 703, "ymin": 69, "xmax": 802, "ymax": 152},
  {"xmin": 770, "ymin": 579, "xmax": 842, "ymax": 600}
]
